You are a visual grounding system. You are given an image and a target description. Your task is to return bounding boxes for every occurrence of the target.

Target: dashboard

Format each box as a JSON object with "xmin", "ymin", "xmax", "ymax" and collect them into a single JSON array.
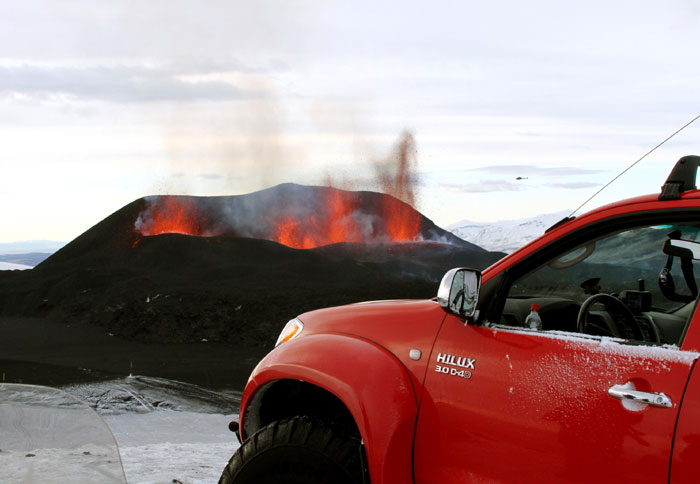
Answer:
[{"xmin": 501, "ymin": 296, "xmax": 690, "ymax": 345}]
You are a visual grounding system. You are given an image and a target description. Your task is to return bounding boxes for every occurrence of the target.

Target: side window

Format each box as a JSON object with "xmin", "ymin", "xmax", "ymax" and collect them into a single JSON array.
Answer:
[{"xmin": 501, "ymin": 223, "xmax": 700, "ymax": 346}]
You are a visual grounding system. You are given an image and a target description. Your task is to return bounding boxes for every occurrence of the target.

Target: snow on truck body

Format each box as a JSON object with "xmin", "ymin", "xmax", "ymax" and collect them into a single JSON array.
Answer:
[{"xmin": 220, "ymin": 155, "xmax": 700, "ymax": 484}]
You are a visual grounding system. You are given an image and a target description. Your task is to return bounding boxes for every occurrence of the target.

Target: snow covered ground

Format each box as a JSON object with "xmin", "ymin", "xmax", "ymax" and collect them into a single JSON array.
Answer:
[
  {"xmin": 1, "ymin": 384, "xmax": 126, "ymax": 484},
  {"xmin": 1, "ymin": 377, "xmax": 241, "ymax": 484},
  {"xmin": 70, "ymin": 376, "xmax": 242, "ymax": 484},
  {"xmin": 106, "ymin": 410, "xmax": 239, "ymax": 484}
]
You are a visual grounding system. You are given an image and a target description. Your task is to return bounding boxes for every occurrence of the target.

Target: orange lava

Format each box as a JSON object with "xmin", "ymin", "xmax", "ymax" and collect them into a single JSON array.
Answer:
[
  {"xmin": 383, "ymin": 200, "xmax": 422, "ymax": 242},
  {"xmin": 271, "ymin": 189, "xmax": 421, "ymax": 249},
  {"xmin": 138, "ymin": 197, "xmax": 208, "ymax": 237}
]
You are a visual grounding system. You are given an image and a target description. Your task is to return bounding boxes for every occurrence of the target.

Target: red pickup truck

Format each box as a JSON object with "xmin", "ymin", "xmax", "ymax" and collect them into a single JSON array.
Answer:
[{"xmin": 220, "ymin": 155, "xmax": 700, "ymax": 484}]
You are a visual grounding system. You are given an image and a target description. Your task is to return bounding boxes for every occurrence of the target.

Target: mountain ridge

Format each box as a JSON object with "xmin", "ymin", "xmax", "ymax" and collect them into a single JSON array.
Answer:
[{"xmin": 448, "ymin": 210, "xmax": 571, "ymax": 253}]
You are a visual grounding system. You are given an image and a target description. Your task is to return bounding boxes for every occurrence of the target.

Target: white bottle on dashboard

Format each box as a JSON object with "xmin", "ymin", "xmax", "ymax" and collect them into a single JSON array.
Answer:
[{"xmin": 525, "ymin": 304, "xmax": 542, "ymax": 330}]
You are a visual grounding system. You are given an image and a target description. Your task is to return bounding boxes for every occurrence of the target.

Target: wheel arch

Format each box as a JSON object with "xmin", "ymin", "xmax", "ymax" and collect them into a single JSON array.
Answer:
[
  {"xmin": 240, "ymin": 333, "xmax": 418, "ymax": 484},
  {"xmin": 244, "ymin": 379, "xmax": 361, "ymax": 439}
]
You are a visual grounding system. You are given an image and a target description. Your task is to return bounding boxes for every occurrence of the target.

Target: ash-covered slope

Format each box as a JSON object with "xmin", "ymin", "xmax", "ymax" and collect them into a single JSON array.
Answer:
[{"xmin": 0, "ymin": 184, "xmax": 503, "ymax": 346}]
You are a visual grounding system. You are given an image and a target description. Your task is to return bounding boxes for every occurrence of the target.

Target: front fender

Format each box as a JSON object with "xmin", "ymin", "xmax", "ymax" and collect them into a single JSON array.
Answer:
[{"xmin": 241, "ymin": 332, "xmax": 418, "ymax": 484}]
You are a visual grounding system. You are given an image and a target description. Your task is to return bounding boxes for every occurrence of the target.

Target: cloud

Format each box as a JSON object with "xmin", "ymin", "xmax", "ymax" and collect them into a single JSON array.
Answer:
[
  {"xmin": 164, "ymin": 57, "xmax": 285, "ymax": 76},
  {"xmin": 468, "ymin": 164, "xmax": 604, "ymax": 177},
  {"xmin": 547, "ymin": 182, "xmax": 601, "ymax": 189},
  {"xmin": 0, "ymin": 63, "xmax": 257, "ymax": 102},
  {"xmin": 439, "ymin": 180, "xmax": 526, "ymax": 193}
]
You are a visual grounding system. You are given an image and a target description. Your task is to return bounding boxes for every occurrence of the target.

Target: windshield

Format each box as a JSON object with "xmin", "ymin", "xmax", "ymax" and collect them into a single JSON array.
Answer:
[{"xmin": 511, "ymin": 224, "xmax": 700, "ymax": 313}]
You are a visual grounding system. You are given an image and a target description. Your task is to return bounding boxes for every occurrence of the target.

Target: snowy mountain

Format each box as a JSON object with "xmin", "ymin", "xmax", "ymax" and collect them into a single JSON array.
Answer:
[
  {"xmin": 0, "ymin": 261, "xmax": 32, "ymax": 270},
  {"xmin": 448, "ymin": 210, "xmax": 572, "ymax": 254},
  {"xmin": 0, "ymin": 240, "xmax": 65, "ymax": 254},
  {"xmin": 0, "ymin": 240, "xmax": 65, "ymax": 269}
]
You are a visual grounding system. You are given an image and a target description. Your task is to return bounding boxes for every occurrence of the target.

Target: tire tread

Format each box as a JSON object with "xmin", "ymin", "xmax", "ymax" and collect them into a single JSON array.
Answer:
[{"xmin": 218, "ymin": 416, "xmax": 363, "ymax": 484}]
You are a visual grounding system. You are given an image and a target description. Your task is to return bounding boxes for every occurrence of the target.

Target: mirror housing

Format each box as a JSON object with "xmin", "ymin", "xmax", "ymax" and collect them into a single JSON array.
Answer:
[
  {"xmin": 663, "ymin": 238, "xmax": 700, "ymax": 260},
  {"xmin": 437, "ymin": 267, "xmax": 482, "ymax": 319}
]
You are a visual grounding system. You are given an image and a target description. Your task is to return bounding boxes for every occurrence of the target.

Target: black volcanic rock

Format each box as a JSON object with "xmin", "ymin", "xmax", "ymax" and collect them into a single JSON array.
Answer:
[{"xmin": 0, "ymin": 184, "xmax": 504, "ymax": 347}]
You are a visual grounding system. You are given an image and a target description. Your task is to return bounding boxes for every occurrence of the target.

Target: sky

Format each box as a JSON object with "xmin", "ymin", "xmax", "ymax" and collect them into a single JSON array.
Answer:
[{"xmin": 1, "ymin": 0, "xmax": 700, "ymax": 243}]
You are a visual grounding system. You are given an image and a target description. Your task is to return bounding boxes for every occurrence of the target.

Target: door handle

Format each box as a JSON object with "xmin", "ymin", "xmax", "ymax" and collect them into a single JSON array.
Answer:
[{"xmin": 608, "ymin": 384, "xmax": 672, "ymax": 408}]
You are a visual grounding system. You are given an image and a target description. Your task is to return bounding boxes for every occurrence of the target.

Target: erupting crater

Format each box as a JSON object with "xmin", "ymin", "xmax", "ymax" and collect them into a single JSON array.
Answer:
[
  {"xmin": 131, "ymin": 184, "xmax": 447, "ymax": 250},
  {"xmin": 135, "ymin": 196, "xmax": 218, "ymax": 237}
]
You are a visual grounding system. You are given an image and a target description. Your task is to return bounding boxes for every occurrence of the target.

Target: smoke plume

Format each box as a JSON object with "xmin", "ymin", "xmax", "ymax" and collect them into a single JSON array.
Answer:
[
  {"xmin": 374, "ymin": 131, "xmax": 419, "ymax": 208},
  {"xmin": 325, "ymin": 131, "xmax": 421, "ymax": 209}
]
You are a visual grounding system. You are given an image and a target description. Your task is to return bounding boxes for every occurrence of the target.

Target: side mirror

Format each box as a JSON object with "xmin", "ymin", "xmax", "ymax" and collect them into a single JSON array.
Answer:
[
  {"xmin": 437, "ymin": 268, "xmax": 482, "ymax": 319},
  {"xmin": 663, "ymin": 238, "xmax": 700, "ymax": 260}
]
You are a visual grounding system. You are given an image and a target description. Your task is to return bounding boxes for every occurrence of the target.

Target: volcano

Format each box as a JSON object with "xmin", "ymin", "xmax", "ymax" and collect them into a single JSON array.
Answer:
[{"xmin": 0, "ymin": 184, "xmax": 503, "ymax": 348}]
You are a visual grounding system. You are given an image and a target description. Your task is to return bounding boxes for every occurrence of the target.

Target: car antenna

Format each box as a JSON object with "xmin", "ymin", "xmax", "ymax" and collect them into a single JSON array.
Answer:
[
  {"xmin": 545, "ymin": 114, "xmax": 700, "ymax": 233},
  {"xmin": 570, "ymin": 114, "xmax": 700, "ymax": 217}
]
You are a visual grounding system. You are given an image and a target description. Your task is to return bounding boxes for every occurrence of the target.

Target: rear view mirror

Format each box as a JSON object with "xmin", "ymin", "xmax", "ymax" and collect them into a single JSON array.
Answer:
[
  {"xmin": 437, "ymin": 268, "xmax": 482, "ymax": 319},
  {"xmin": 663, "ymin": 238, "xmax": 700, "ymax": 260}
]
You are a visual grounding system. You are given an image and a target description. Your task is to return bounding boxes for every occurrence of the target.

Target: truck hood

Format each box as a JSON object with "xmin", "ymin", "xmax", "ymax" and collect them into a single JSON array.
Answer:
[{"xmin": 296, "ymin": 298, "xmax": 447, "ymax": 357}]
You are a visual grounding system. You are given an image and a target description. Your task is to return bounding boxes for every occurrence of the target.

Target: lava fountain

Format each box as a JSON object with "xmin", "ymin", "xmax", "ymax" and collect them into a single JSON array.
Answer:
[
  {"xmin": 270, "ymin": 188, "xmax": 422, "ymax": 249},
  {"xmin": 134, "ymin": 196, "xmax": 218, "ymax": 237}
]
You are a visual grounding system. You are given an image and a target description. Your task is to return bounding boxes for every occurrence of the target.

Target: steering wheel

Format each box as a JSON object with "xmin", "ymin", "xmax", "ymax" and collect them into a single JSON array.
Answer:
[{"xmin": 576, "ymin": 293, "xmax": 645, "ymax": 341}]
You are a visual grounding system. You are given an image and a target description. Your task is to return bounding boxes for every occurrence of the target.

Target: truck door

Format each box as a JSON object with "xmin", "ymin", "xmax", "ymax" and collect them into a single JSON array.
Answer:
[
  {"xmin": 670, "ymin": 352, "xmax": 700, "ymax": 482},
  {"xmin": 414, "ymin": 220, "xmax": 700, "ymax": 483}
]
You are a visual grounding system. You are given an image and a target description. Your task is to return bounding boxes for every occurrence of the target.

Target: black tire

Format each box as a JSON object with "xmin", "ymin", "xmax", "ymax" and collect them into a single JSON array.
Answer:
[{"xmin": 218, "ymin": 416, "xmax": 365, "ymax": 484}]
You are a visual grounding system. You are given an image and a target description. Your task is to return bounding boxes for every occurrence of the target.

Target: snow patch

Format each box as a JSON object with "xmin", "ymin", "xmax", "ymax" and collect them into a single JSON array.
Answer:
[
  {"xmin": 486, "ymin": 323, "xmax": 698, "ymax": 364},
  {"xmin": 485, "ymin": 324, "xmax": 699, "ymax": 416}
]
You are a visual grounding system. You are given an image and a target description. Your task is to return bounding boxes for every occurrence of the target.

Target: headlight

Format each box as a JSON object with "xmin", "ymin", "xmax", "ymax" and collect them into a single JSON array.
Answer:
[{"xmin": 275, "ymin": 318, "xmax": 304, "ymax": 347}]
